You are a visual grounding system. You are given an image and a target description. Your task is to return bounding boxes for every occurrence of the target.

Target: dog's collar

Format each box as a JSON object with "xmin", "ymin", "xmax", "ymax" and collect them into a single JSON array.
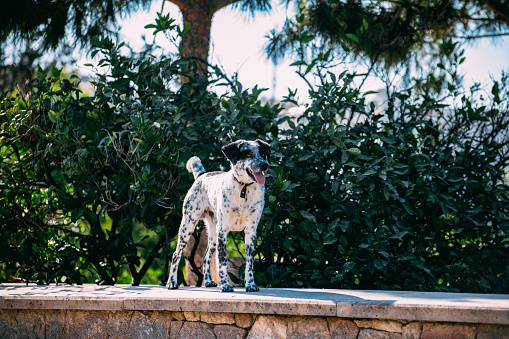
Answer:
[
  {"xmin": 240, "ymin": 183, "xmax": 253, "ymax": 199},
  {"xmin": 232, "ymin": 173, "xmax": 253, "ymax": 199}
]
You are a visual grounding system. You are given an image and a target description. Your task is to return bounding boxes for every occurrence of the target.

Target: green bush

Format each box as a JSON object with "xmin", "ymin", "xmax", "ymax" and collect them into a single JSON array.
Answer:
[
  {"xmin": 0, "ymin": 36, "xmax": 280, "ymax": 285},
  {"xmin": 1, "ymin": 23, "xmax": 507, "ymax": 293},
  {"xmin": 257, "ymin": 71, "xmax": 509, "ymax": 293}
]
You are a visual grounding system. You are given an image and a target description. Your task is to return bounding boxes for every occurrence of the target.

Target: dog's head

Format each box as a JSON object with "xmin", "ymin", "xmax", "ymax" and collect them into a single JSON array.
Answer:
[{"xmin": 222, "ymin": 139, "xmax": 271, "ymax": 185}]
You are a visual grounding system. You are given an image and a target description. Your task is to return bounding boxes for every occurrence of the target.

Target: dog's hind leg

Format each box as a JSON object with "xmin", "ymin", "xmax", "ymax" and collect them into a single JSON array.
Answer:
[
  {"xmin": 166, "ymin": 215, "xmax": 199, "ymax": 289},
  {"xmin": 202, "ymin": 213, "xmax": 218, "ymax": 287},
  {"xmin": 166, "ymin": 191, "xmax": 204, "ymax": 289}
]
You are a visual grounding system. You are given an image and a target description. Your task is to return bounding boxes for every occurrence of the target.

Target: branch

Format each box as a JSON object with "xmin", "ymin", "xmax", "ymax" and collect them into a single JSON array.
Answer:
[
  {"xmin": 456, "ymin": 16, "xmax": 509, "ymax": 23},
  {"xmin": 479, "ymin": 0, "xmax": 509, "ymax": 22},
  {"xmin": 449, "ymin": 32, "xmax": 509, "ymax": 39},
  {"xmin": 129, "ymin": 234, "xmax": 166, "ymax": 285}
]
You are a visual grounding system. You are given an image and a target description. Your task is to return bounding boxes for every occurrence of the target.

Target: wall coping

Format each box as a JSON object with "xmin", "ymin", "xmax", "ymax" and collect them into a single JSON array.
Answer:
[{"xmin": 1, "ymin": 284, "xmax": 508, "ymax": 325}]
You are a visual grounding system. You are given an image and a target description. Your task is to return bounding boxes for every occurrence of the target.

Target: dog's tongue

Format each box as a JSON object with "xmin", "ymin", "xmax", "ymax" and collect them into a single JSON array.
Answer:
[{"xmin": 253, "ymin": 171, "xmax": 266, "ymax": 185}]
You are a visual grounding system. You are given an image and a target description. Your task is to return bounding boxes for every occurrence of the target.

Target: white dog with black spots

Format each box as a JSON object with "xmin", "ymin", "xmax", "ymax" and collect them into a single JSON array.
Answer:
[{"xmin": 166, "ymin": 139, "xmax": 271, "ymax": 292}]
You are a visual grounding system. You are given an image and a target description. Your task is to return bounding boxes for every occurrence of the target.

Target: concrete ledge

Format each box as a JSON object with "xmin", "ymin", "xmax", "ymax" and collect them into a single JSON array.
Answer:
[{"xmin": 1, "ymin": 284, "xmax": 508, "ymax": 325}]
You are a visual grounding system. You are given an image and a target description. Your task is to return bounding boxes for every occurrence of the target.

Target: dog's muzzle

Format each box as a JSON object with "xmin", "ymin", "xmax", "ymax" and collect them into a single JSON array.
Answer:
[{"xmin": 247, "ymin": 162, "xmax": 268, "ymax": 185}]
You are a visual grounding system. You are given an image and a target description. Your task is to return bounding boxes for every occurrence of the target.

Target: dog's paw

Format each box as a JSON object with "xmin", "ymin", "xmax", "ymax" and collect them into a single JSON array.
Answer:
[
  {"xmin": 166, "ymin": 281, "xmax": 179, "ymax": 290},
  {"xmin": 220, "ymin": 283, "xmax": 234, "ymax": 292},
  {"xmin": 245, "ymin": 283, "xmax": 259, "ymax": 292},
  {"xmin": 205, "ymin": 280, "xmax": 217, "ymax": 287}
]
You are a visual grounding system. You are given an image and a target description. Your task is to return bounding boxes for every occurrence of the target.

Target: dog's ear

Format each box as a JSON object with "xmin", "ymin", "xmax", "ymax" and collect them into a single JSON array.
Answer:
[
  {"xmin": 256, "ymin": 139, "xmax": 271, "ymax": 164},
  {"xmin": 222, "ymin": 140, "xmax": 243, "ymax": 165}
]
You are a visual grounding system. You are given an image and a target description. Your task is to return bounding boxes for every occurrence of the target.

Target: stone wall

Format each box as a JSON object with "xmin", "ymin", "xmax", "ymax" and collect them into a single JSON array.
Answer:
[
  {"xmin": 2, "ymin": 309, "xmax": 508, "ymax": 339},
  {"xmin": 1, "ymin": 284, "xmax": 508, "ymax": 339}
]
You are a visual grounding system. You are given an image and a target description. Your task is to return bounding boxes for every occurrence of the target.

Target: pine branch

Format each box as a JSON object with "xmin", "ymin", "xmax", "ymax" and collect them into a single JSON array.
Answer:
[{"xmin": 449, "ymin": 32, "xmax": 509, "ymax": 39}]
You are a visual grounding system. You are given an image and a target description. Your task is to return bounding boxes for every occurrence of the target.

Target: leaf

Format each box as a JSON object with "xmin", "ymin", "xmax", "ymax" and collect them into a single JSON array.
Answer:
[
  {"xmin": 343, "ymin": 261, "xmax": 356, "ymax": 271},
  {"xmin": 290, "ymin": 60, "xmax": 307, "ymax": 67},
  {"xmin": 52, "ymin": 67, "xmax": 61, "ymax": 78},
  {"xmin": 331, "ymin": 136, "xmax": 346, "ymax": 149},
  {"xmin": 71, "ymin": 209, "xmax": 83, "ymax": 222},
  {"xmin": 83, "ymin": 210, "xmax": 98, "ymax": 223},
  {"xmin": 339, "ymin": 220, "xmax": 350, "ymax": 233},
  {"xmin": 378, "ymin": 250, "xmax": 390, "ymax": 260},
  {"xmin": 390, "ymin": 231, "xmax": 409, "ymax": 240},
  {"xmin": 299, "ymin": 153, "xmax": 314, "ymax": 162},
  {"xmin": 346, "ymin": 148, "xmax": 361, "ymax": 156},
  {"xmin": 379, "ymin": 135, "xmax": 396, "ymax": 144},
  {"xmin": 323, "ymin": 233, "xmax": 337, "ymax": 245},
  {"xmin": 492, "ymin": 81, "xmax": 501, "ymax": 104},
  {"xmin": 332, "ymin": 181, "xmax": 339, "ymax": 194},
  {"xmin": 346, "ymin": 33, "xmax": 359, "ymax": 42},
  {"xmin": 300, "ymin": 210, "xmax": 316, "ymax": 223},
  {"xmin": 374, "ymin": 259, "xmax": 388, "ymax": 271},
  {"xmin": 362, "ymin": 18, "xmax": 369, "ymax": 30},
  {"xmin": 341, "ymin": 152, "xmax": 349, "ymax": 163},
  {"xmin": 479, "ymin": 278, "xmax": 491, "ymax": 289},
  {"xmin": 299, "ymin": 31, "xmax": 316, "ymax": 43}
]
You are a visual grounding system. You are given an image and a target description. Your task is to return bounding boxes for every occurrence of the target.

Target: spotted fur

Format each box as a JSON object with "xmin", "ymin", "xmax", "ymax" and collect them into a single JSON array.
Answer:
[{"xmin": 166, "ymin": 139, "xmax": 270, "ymax": 292}]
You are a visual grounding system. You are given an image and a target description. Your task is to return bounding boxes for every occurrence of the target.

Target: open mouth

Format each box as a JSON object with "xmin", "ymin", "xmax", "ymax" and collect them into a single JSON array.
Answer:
[{"xmin": 247, "ymin": 168, "xmax": 266, "ymax": 185}]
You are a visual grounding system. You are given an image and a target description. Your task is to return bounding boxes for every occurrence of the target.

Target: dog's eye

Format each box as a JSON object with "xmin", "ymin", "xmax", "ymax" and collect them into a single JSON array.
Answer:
[{"xmin": 247, "ymin": 153, "xmax": 252, "ymax": 157}]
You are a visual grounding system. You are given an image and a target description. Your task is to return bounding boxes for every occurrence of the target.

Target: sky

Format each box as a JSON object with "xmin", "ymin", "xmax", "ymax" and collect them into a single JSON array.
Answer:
[{"xmin": 111, "ymin": 0, "xmax": 509, "ymax": 102}]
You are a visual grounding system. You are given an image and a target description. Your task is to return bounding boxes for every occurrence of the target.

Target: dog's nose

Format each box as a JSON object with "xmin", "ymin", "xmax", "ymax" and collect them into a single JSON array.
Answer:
[{"xmin": 260, "ymin": 162, "xmax": 269, "ymax": 171}]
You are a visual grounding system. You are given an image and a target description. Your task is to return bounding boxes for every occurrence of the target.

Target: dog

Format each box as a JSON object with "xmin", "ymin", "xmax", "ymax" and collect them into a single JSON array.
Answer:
[{"xmin": 166, "ymin": 139, "xmax": 271, "ymax": 292}]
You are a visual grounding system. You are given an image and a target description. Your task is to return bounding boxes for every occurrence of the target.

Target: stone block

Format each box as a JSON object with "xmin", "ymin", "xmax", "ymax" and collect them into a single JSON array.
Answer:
[
  {"xmin": 235, "ymin": 313, "xmax": 256, "ymax": 328},
  {"xmin": 107, "ymin": 310, "xmax": 133, "ymax": 338},
  {"xmin": 44, "ymin": 309, "xmax": 67, "ymax": 339},
  {"xmin": 214, "ymin": 324, "xmax": 248, "ymax": 339},
  {"xmin": 201, "ymin": 312, "xmax": 236, "ymax": 325},
  {"xmin": 355, "ymin": 319, "xmax": 403, "ymax": 333},
  {"xmin": 172, "ymin": 312, "xmax": 185, "ymax": 321},
  {"xmin": 64, "ymin": 310, "xmax": 108, "ymax": 339},
  {"xmin": 172, "ymin": 321, "xmax": 215, "ymax": 339},
  {"xmin": 150, "ymin": 310, "xmax": 174, "ymax": 336},
  {"xmin": 0, "ymin": 309, "xmax": 21, "ymax": 338},
  {"xmin": 421, "ymin": 323, "xmax": 476, "ymax": 339},
  {"xmin": 169, "ymin": 321, "xmax": 184, "ymax": 339},
  {"xmin": 328, "ymin": 318, "xmax": 359, "ymax": 339},
  {"xmin": 358, "ymin": 329, "xmax": 402, "ymax": 339},
  {"xmin": 129, "ymin": 311, "xmax": 155, "ymax": 338},
  {"xmin": 14, "ymin": 309, "xmax": 45, "ymax": 338},
  {"xmin": 127, "ymin": 311, "xmax": 170, "ymax": 339},
  {"xmin": 246, "ymin": 315, "xmax": 287, "ymax": 339},
  {"xmin": 402, "ymin": 322, "xmax": 422, "ymax": 339},
  {"xmin": 477, "ymin": 324, "xmax": 509, "ymax": 339},
  {"xmin": 287, "ymin": 316, "xmax": 330, "ymax": 338},
  {"xmin": 183, "ymin": 311, "xmax": 201, "ymax": 321}
]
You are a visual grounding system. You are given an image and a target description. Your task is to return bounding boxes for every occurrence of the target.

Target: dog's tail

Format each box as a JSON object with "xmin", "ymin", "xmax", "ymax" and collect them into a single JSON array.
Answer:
[{"xmin": 186, "ymin": 156, "xmax": 207, "ymax": 180}]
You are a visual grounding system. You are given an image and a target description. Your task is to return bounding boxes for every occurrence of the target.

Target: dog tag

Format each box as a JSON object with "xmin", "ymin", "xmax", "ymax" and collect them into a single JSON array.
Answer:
[{"xmin": 240, "ymin": 185, "xmax": 248, "ymax": 199}]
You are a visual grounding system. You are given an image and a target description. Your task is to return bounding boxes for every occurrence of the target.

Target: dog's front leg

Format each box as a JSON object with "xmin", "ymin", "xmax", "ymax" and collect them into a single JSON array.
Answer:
[
  {"xmin": 244, "ymin": 224, "xmax": 260, "ymax": 292},
  {"xmin": 217, "ymin": 228, "xmax": 234, "ymax": 292}
]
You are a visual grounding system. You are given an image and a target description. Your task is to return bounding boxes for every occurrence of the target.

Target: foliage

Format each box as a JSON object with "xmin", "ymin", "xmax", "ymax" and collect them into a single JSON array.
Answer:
[
  {"xmin": 2, "ymin": 0, "xmax": 152, "ymax": 51},
  {"xmin": 0, "ymin": 31, "xmax": 280, "ymax": 285},
  {"xmin": 1, "ymin": 18, "xmax": 508, "ymax": 293},
  {"xmin": 266, "ymin": 0, "xmax": 509, "ymax": 78},
  {"xmin": 1, "ymin": 0, "xmax": 272, "ymax": 92},
  {"xmin": 256, "ymin": 69, "xmax": 509, "ymax": 293}
]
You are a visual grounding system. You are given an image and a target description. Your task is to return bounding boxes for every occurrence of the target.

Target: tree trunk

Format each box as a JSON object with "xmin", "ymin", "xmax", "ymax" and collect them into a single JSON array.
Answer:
[{"xmin": 173, "ymin": 0, "xmax": 239, "ymax": 72}]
